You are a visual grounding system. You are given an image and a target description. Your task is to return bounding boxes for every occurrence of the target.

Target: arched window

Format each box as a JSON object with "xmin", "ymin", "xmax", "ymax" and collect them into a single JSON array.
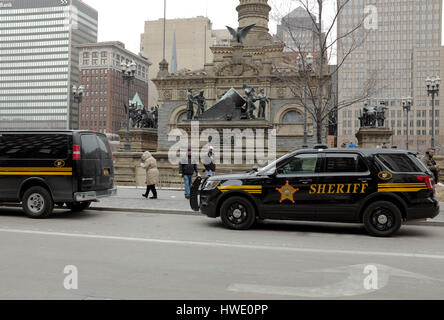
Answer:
[
  {"xmin": 282, "ymin": 110, "xmax": 303, "ymax": 124},
  {"xmin": 177, "ymin": 112, "xmax": 188, "ymax": 123}
]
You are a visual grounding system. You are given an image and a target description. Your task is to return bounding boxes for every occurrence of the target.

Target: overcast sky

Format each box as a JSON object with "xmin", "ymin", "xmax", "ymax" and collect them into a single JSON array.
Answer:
[{"xmin": 82, "ymin": 0, "xmax": 280, "ymax": 54}]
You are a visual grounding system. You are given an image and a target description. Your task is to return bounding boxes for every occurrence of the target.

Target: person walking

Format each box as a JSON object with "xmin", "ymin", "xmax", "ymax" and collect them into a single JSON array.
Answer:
[
  {"xmin": 140, "ymin": 151, "xmax": 159, "ymax": 199},
  {"xmin": 179, "ymin": 148, "xmax": 199, "ymax": 199},
  {"xmin": 202, "ymin": 146, "xmax": 216, "ymax": 177},
  {"xmin": 422, "ymin": 148, "xmax": 440, "ymax": 183}
]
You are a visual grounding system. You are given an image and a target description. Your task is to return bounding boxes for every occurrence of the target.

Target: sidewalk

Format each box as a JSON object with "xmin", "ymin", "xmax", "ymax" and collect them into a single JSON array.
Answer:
[
  {"xmin": 92, "ymin": 187, "xmax": 444, "ymax": 226},
  {"xmin": 91, "ymin": 187, "xmax": 196, "ymax": 215}
]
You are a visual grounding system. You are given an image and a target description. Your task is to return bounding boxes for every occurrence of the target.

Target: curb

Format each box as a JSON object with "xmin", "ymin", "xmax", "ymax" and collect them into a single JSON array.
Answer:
[
  {"xmin": 86, "ymin": 207, "xmax": 444, "ymax": 227},
  {"xmin": 89, "ymin": 206, "xmax": 199, "ymax": 216},
  {"xmin": 2, "ymin": 204, "xmax": 444, "ymax": 226}
]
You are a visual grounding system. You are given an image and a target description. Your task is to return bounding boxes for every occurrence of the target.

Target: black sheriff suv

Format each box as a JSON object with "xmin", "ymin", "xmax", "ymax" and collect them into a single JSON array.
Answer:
[{"xmin": 190, "ymin": 148, "xmax": 439, "ymax": 237}]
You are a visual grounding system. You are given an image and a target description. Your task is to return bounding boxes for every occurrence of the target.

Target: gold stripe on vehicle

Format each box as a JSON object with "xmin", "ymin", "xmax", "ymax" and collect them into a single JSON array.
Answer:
[
  {"xmin": 378, "ymin": 188, "xmax": 428, "ymax": 192},
  {"xmin": 0, "ymin": 167, "xmax": 72, "ymax": 172},
  {"xmin": 218, "ymin": 185, "xmax": 262, "ymax": 190},
  {"xmin": 0, "ymin": 172, "xmax": 72, "ymax": 176}
]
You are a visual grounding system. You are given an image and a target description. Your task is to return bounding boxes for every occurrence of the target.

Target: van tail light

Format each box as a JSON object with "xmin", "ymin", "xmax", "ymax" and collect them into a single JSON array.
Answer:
[
  {"xmin": 416, "ymin": 175, "xmax": 434, "ymax": 190},
  {"xmin": 73, "ymin": 144, "xmax": 81, "ymax": 160}
]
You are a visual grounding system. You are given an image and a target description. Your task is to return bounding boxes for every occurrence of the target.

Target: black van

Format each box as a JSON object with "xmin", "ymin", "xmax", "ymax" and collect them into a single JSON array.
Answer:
[{"xmin": 0, "ymin": 130, "xmax": 116, "ymax": 218}]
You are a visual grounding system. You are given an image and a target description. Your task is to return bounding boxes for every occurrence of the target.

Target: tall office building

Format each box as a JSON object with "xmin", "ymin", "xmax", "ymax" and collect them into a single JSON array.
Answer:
[
  {"xmin": 276, "ymin": 7, "xmax": 321, "ymax": 53},
  {"xmin": 140, "ymin": 17, "xmax": 219, "ymax": 106},
  {"xmin": 0, "ymin": 0, "xmax": 97, "ymax": 130},
  {"xmin": 337, "ymin": 0, "xmax": 443, "ymax": 152},
  {"xmin": 77, "ymin": 41, "xmax": 150, "ymax": 134}
]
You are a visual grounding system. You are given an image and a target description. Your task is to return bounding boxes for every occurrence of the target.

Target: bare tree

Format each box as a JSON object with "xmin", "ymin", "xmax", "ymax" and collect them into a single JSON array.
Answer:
[{"xmin": 272, "ymin": 0, "xmax": 382, "ymax": 144}]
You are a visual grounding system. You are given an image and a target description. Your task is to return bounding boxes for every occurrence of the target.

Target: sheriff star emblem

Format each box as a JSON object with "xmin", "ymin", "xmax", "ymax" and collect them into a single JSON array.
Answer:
[{"xmin": 276, "ymin": 180, "xmax": 299, "ymax": 203}]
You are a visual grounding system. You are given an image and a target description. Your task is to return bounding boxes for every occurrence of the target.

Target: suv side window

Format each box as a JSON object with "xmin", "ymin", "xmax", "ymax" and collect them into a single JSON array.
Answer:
[
  {"xmin": 325, "ymin": 154, "xmax": 368, "ymax": 173},
  {"xmin": 376, "ymin": 154, "xmax": 421, "ymax": 172},
  {"xmin": 277, "ymin": 154, "xmax": 318, "ymax": 175}
]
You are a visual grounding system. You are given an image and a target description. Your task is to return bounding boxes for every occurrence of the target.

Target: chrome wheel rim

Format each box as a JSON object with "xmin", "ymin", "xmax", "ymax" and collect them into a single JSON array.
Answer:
[
  {"xmin": 27, "ymin": 193, "xmax": 44, "ymax": 214},
  {"xmin": 227, "ymin": 203, "xmax": 247, "ymax": 225},
  {"xmin": 371, "ymin": 207, "xmax": 394, "ymax": 232}
]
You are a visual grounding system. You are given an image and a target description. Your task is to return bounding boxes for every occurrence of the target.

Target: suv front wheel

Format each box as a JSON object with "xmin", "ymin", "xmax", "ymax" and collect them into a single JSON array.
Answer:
[
  {"xmin": 22, "ymin": 186, "xmax": 54, "ymax": 219},
  {"xmin": 363, "ymin": 201, "xmax": 402, "ymax": 237},
  {"xmin": 220, "ymin": 196, "xmax": 256, "ymax": 230}
]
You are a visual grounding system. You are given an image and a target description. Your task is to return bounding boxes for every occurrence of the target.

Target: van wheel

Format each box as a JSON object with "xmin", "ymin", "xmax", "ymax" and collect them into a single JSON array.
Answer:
[
  {"xmin": 220, "ymin": 196, "xmax": 256, "ymax": 230},
  {"xmin": 22, "ymin": 187, "xmax": 54, "ymax": 219},
  {"xmin": 66, "ymin": 201, "xmax": 91, "ymax": 212},
  {"xmin": 363, "ymin": 201, "xmax": 402, "ymax": 237}
]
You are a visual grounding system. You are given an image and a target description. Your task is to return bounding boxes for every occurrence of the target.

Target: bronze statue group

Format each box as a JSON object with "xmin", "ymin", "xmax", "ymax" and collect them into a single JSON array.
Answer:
[
  {"xmin": 129, "ymin": 104, "xmax": 159, "ymax": 129},
  {"xmin": 186, "ymin": 83, "xmax": 269, "ymax": 121},
  {"xmin": 359, "ymin": 102, "xmax": 388, "ymax": 128}
]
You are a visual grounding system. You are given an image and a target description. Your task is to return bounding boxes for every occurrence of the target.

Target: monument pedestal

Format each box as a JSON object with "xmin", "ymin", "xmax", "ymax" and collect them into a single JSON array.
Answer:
[
  {"xmin": 117, "ymin": 128, "xmax": 157, "ymax": 152},
  {"xmin": 356, "ymin": 128, "xmax": 393, "ymax": 148},
  {"xmin": 114, "ymin": 129, "xmax": 158, "ymax": 186}
]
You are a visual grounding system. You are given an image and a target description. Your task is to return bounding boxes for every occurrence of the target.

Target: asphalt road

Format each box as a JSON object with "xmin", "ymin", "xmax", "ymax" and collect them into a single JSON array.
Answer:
[{"xmin": 1, "ymin": 207, "xmax": 444, "ymax": 300}]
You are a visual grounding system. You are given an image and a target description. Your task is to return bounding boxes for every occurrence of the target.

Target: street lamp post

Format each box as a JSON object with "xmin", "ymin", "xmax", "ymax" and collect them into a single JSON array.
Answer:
[
  {"xmin": 72, "ymin": 85, "xmax": 84, "ymax": 130},
  {"xmin": 121, "ymin": 61, "xmax": 137, "ymax": 152},
  {"xmin": 426, "ymin": 76, "xmax": 441, "ymax": 149},
  {"xmin": 296, "ymin": 53, "xmax": 313, "ymax": 149},
  {"xmin": 402, "ymin": 97, "xmax": 412, "ymax": 150}
]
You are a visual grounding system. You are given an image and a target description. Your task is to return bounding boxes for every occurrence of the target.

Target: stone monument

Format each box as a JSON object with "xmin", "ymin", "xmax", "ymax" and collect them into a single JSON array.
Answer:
[{"xmin": 355, "ymin": 102, "xmax": 393, "ymax": 148}]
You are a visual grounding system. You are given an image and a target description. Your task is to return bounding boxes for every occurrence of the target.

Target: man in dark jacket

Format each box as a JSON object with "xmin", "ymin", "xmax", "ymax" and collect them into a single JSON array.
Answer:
[
  {"xmin": 422, "ymin": 148, "xmax": 440, "ymax": 183},
  {"xmin": 179, "ymin": 148, "xmax": 199, "ymax": 199}
]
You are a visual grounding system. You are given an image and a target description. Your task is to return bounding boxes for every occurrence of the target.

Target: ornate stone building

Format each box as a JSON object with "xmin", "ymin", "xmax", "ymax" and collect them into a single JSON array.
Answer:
[{"xmin": 153, "ymin": 0, "xmax": 326, "ymax": 153}]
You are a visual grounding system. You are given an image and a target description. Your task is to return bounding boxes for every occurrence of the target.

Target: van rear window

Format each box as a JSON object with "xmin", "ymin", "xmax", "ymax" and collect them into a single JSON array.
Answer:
[
  {"xmin": 376, "ymin": 154, "xmax": 422, "ymax": 172},
  {"xmin": 97, "ymin": 135, "xmax": 112, "ymax": 159},
  {"xmin": 0, "ymin": 134, "xmax": 69, "ymax": 160},
  {"xmin": 80, "ymin": 134, "xmax": 100, "ymax": 160}
]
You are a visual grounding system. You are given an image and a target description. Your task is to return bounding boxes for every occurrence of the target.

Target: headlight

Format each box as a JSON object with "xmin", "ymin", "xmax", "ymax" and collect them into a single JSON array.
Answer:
[{"xmin": 203, "ymin": 180, "xmax": 221, "ymax": 190}]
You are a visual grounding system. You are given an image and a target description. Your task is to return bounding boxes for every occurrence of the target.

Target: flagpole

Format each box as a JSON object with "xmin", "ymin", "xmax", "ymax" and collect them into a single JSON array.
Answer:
[{"xmin": 163, "ymin": 0, "xmax": 166, "ymax": 61}]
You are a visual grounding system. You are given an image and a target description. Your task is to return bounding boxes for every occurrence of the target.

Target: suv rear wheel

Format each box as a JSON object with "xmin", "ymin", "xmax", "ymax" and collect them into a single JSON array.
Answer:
[
  {"xmin": 363, "ymin": 201, "xmax": 402, "ymax": 237},
  {"xmin": 66, "ymin": 201, "xmax": 91, "ymax": 212},
  {"xmin": 22, "ymin": 186, "xmax": 54, "ymax": 219},
  {"xmin": 220, "ymin": 196, "xmax": 256, "ymax": 230}
]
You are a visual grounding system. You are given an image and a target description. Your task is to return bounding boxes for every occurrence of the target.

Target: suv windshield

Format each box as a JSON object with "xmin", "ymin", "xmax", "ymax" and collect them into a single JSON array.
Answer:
[{"xmin": 258, "ymin": 153, "xmax": 291, "ymax": 175}]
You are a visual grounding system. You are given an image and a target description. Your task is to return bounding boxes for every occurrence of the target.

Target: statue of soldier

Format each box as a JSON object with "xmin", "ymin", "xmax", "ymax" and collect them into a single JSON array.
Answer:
[
  {"xmin": 243, "ymin": 83, "xmax": 257, "ymax": 120},
  {"xmin": 376, "ymin": 103, "xmax": 388, "ymax": 127},
  {"xmin": 194, "ymin": 91, "xmax": 207, "ymax": 119},
  {"xmin": 186, "ymin": 89, "xmax": 195, "ymax": 120},
  {"xmin": 128, "ymin": 103, "xmax": 138, "ymax": 128},
  {"xmin": 256, "ymin": 89, "xmax": 269, "ymax": 119},
  {"xmin": 153, "ymin": 105, "xmax": 159, "ymax": 128}
]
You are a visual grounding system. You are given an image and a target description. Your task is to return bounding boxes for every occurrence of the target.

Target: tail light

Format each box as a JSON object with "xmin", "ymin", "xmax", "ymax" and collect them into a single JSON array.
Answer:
[
  {"xmin": 73, "ymin": 144, "xmax": 81, "ymax": 160},
  {"xmin": 416, "ymin": 175, "xmax": 434, "ymax": 190}
]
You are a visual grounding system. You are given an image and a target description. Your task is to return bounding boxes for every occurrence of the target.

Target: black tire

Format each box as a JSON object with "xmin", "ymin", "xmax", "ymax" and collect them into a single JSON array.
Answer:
[
  {"xmin": 363, "ymin": 201, "xmax": 402, "ymax": 237},
  {"xmin": 220, "ymin": 196, "xmax": 256, "ymax": 230},
  {"xmin": 66, "ymin": 201, "xmax": 91, "ymax": 212},
  {"xmin": 22, "ymin": 186, "xmax": 54, "ymax": 219}
]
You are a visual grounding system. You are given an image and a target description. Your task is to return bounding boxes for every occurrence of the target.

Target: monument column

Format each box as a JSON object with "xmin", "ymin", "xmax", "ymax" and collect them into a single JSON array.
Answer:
[{"xmin": 236, "ymin": 0, "xmax": 272, "ymax": 45}]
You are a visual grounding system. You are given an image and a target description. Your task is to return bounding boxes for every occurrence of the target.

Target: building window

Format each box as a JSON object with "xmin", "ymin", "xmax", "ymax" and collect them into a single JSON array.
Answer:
[
  {"xmin": 177, "ymin": 112, "xmax": 188, "ymax": 123},
  {"xmin": 282, "ymin": 110, "xmax": 303, "ymax": 124}
]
